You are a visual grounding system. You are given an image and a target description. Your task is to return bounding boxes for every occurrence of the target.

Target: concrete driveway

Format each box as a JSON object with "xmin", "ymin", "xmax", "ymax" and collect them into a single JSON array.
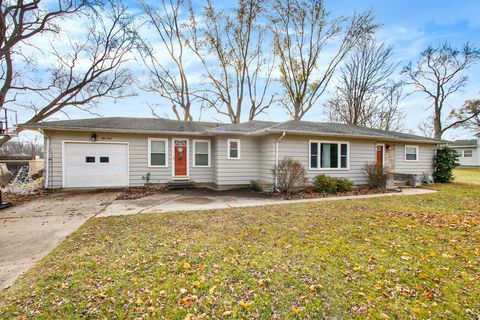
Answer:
[{"xmin": 0, "ymin": 190, "xmax": 120, "ymax": 289}]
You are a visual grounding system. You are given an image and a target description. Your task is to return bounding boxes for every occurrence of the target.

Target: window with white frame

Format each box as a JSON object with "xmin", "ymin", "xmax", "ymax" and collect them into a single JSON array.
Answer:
[
  {"xmin": 456, "ymin": 150, "xmax": 463, "ymax": 157},
  {"xmin": 227, "ymin": 139, "xmax": 240, "ymax": 159},
  {"xmin": 194, "ymin": 140, "xmax": 210, "ymax": 167},
  {"xmin": 148, "ymin": 138, "xmax": 167, "ymax": 167},
  {"xmin": 309, "ymin": 141, "xmax": 349, "ymax": 169},
  {"xmin": 463, "ymin": 149, "xmax": 473, "ymax": 158},
  {"xmin": 405, "ymin": 145, "xmax": 418, "ymax": 161}
]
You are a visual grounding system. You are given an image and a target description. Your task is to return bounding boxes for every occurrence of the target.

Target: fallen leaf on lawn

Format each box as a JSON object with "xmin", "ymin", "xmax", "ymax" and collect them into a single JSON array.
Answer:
[
  {"xmin": 429, "ymin": 252, "xmax": 436, "ymax": 257},
  {"xmin": 183, "ymin": 262, "xmax": 191, "ymax": 269},
  {"xmin": 291, "ymin": 306, "xmax": 301, "ymax": 314},
  {"xmin": 239, "ymin": 300, "xmax": 250, "ymax": 308},
  {"xmin": 223, "ymin": 310, "xmax": 233, "ymax": 316},
  {"xmin": 412, "ymin": 307, "xmax": 421, "ymax": 314}
]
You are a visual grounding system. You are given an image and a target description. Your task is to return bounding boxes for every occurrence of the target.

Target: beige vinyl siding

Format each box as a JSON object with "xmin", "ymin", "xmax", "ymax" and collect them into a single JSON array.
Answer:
[
  {"xmin": 214, "ymin": 136, "xmax": 261, "ymax": 186},
  {"xmin": 259, "ymin": 136, "xmax": 275, "ymax": 184},
  {"xmin": 452, "ymin": 147, "xmax": 479, "ymax": 167},
  {"xmin": 44, "ymin": 130, "xmax": 214, "ymax": 188},
  {"xmin": 276, "ymin": 135, "xmax": 375, "ymax": 185},
  {"xmin": 394, "ymin": 143, "xmax": 435, "ymax": 174}
]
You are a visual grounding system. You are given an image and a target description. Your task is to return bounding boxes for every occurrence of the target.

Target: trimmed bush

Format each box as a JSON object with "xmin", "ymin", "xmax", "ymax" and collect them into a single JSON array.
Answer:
[
  {"xmin": 363, "ymin": 163, "xmax": 387, "ymax": 188},
  {"xmin": 313, "ymin": 174, "xmax": 353, "ymax": 193},
  {"xmin": 434, "ymin": 147, "xmax": 459, "ymax": 183},
  {"xmin": 271, "ymin": 158, "xmax": 307, "ymax": 199}
]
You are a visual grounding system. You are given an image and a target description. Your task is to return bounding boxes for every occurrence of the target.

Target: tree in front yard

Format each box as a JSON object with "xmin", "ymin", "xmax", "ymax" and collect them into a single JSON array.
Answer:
[
  {"xmin": 434, "ymin": 147, "xmax": 459, "ymax": 183},
  {"xmin": 403, "ymin": 42, "xmax": 480, "ymax": 139},
  {"xmin": 271, "ymin": 158, "xmax": 306, "ymax": 199}
]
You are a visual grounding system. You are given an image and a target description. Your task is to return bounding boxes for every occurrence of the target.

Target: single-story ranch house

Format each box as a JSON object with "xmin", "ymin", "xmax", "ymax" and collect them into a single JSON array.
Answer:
[
  {"xmin": 449, "ymin": 134, "xmax": 480, "ymax": 167},
  {"xmin": 21, "ymin": 117, "xmax": 443, "ymax": 189}
]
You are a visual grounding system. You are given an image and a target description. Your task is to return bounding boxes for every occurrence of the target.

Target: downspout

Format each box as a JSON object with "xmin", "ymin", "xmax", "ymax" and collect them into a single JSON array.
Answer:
[
  {"xmin": 274, "ymin": 131, "xmax": 286, "ymax": 191},
  {"xmin": 43, "ymin": 131, "xmax": 51, "ymax": 189}
]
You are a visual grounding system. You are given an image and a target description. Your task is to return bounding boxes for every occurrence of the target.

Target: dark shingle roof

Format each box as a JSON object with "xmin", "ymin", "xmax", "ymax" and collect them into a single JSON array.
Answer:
[
  {"xmin": 20, "ymin": 117, "xmax": 443, "ymax": 143},
  {"xmin": 267, "ymin": 120, "xmax": 443, "ymax": 143},
  {"xmin": 449, "ymin": 139, "xmax": 477, "ymax": 147},
  {"xmin": 21, "ymin": 117, "xmax": 219, "ymax": 134},
  {"xmin": 209, "ymin": 120, "xmax": 278, "ymax": 133}
]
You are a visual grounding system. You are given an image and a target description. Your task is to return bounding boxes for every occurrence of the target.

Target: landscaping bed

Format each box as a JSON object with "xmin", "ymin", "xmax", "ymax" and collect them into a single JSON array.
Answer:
[
  {"xmin": 0, "ymin": 183, "xmax": 478, "ymax": 319},
  {"xmin": 283, "ymin": 186, "xmax": 397, "ymax": 200},
  {"xmin": 115, "ymin": 185, "xmax": 168, "ymax": 200}
]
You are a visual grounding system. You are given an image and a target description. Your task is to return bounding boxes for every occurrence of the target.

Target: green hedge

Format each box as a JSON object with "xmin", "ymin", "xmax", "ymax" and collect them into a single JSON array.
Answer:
[{"xmin": 313, "ymin": 174, "xmax": 353, "ymax": 193}]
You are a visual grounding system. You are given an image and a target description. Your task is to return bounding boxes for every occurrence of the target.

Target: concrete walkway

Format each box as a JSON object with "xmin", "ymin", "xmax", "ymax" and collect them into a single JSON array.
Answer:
[{"xmin": 99, "ymin": 187, "xmax": 436, "ymax": 217}]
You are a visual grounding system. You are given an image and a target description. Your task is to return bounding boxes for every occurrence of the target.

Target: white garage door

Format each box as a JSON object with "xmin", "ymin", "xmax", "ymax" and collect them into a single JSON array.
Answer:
[{"xmin": 64, "ymin": 142, "xmax": 128, "ymax": 188}]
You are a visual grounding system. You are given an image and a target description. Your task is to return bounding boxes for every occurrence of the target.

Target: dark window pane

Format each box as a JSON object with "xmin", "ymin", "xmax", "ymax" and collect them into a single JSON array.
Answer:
[
  {"xmin": 151, "ymin": 153, "xmax": 166, "ymax": 166},
  {"xmin": 195, "ymin": 154, "xmax": 209, "ymax": 166},
  {"xmin": 310, "ymin": 143, "xmax": 318, "ymax": 168},
  {"xmin": 86, "ymin": 156, "xmax": 95, "ymax": 163},
  {"xmin": 100, "ymin": 157, "xmax": 109, "ymax": 163},
  {"xmin": 406, "ymin": 154, "xmax": 416, "ymax": 161},
  {"xmin": 230, "ymin": 149, "xmax": 238, "ymax": 158},
  {"xmin": 330, "ymin": 144, "xmax": 338, "ymax": 168},
  {"xmin": 341, "ymin": 144, "xmax": 348, "ymax": 168}
]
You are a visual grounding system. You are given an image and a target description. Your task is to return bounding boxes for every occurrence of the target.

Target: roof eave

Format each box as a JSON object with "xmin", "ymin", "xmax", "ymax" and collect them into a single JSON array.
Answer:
[
  {"xmin": 266, "ymin": 129, "xmax": 445, "ymax": 144},
  {"xmin": 19, "ymin": 124, "xmax": 213, "ymax": 136}
]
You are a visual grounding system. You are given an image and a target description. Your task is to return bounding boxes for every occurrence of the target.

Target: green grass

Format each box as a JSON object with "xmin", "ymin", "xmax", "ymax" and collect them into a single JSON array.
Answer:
[
  {"xmin": 1, "ymin": 184, "xmax": 479, "ymax": 319},
  {"xmin": 454, "ymin": 167, "xmax": 480, "ymax": 184}
]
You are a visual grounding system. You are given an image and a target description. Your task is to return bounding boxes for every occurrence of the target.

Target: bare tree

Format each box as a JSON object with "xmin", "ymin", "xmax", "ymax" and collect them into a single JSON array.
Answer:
[
  {"xmin": 187, "ymin": 0, "xmax": 275, "ymax": 123},
  {"xmin": 269, "ymin": 0, "xmax": 377, "ymax": 120},
  {"xmin": 403, "ymin": 42, "xmax": 480, "ymax": 139},
  {"xmin": 325, "ymin": 39, "xmax": 403, "ymax": 131},
  {"xmin": 0, "ymin": 0, "xmax": 91, "ymax": 111},
  {"xmin": 137, "ymin": 0, "xmax": 194, "ymax": 121},
  {"xmin": 0, "ymin": 138, "xmax": 42, "ymax": 157},
  {"xmin": 449, "ymin": 99, "xmax": 480, "ymax": 133},
  {"xmin": 0, "ymin": 0, "xmax": 136, "ymax": 146}
]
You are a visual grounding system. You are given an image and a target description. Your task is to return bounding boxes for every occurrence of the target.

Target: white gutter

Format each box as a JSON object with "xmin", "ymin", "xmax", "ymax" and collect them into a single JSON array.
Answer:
[{"xmin": 274, "ymin": 131, "xmax": 286, "ymax": 190}]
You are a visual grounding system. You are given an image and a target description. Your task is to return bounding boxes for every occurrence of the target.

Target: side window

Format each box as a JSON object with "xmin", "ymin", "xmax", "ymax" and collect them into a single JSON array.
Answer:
[
  {"xmin": 86, "ymin": 156, "xmax": 95, "ymax": 163},
  {"xmin": 227, "ymin": 139, "xmax": 240, "ymax": 159},
  {"xmin": 100, "ymin": 157, "xmax": 109, "ymax": 163},
  {"xmin": 463, "ymin": 150, "xmax": 473, "ymax": 158},
  {"xmin": 149, "ymin": 139, "xmax": 168, "ymax": 167},
  {"xmin": 310, "ymin": 142, "xmax": 318, "ymax": 168},
  {"xmin": 405, "ymin": 146, "xmax": 419, "ymax": 161}
]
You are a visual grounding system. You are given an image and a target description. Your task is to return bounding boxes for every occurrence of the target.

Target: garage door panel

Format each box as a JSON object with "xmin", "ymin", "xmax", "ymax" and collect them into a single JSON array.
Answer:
[{"xmin": 64, "ymin": 143, "xmax": 128, "ymax": 188}]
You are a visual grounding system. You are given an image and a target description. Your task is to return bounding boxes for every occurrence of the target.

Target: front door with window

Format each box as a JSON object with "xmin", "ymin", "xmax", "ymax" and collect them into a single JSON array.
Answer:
[
  {"xmin": 376, "ymin": 144, "xmax": 384, "ymax": 167},
  {"xmin": 174, "ymin": 139, "xmax": 188, "ymax": 178}
]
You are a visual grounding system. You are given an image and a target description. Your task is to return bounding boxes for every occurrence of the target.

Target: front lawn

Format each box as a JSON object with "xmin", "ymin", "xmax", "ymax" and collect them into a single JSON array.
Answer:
[
  {"xmin": 1, "ymin": 184, "xmax": 479, "ymax": 319},
  {"xmin": 454, "ymin": 167, "xmax": 480, "ymax": 184}
]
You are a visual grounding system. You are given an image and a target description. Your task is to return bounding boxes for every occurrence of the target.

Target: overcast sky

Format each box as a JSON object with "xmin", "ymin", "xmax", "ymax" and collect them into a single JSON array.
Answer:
[{"xmin": 14, "ymin": 0, "xmax": 480, "ymax": 141}]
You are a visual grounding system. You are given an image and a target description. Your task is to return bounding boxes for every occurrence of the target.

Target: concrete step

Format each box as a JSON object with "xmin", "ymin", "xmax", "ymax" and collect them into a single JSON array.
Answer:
[{"xmin": 166, "ymin": 180, "xmax": 196, "ymax": 190}]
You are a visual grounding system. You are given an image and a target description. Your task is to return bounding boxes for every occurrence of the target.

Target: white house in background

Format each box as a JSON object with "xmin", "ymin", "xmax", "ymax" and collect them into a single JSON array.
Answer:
[
  {"xmin": 20, "ymin": 117, "xmax": 443, "ymax": 189},
  {"xmin": 449, "ymin": 134, "xmax": 480, "ymax": 167}
]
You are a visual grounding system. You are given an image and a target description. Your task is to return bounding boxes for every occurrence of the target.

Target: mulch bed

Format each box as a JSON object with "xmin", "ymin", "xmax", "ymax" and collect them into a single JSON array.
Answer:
[
  {"xmin": 115, "ymin": 185, "xmax": 168, "ymax": 200},
  {"xmin": 2, "ymin": 189, "xmax": 52, "ymax": 206},
  {"xmin": 281, "ymin": 186, "xmax": 397, "ymax": 200}
]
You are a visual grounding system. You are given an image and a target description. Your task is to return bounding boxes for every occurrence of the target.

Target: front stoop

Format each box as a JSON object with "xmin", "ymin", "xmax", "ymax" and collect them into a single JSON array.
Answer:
[{"xmin": 166, "ymin": 180, "xmax": 196, "ymax": 189}]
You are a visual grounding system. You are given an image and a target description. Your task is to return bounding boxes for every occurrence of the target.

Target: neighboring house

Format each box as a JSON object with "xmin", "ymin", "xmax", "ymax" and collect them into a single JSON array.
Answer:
[
  {"xmin": 449, "ymin": 134, "xmax": 480, "ymax": 167},
  {"xmin": 20, "ymin": 117, "xmax": 443, "ymax": 189}
]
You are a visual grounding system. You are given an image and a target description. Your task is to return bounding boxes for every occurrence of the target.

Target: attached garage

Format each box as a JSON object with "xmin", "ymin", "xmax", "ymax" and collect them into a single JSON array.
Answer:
[{"xmin": 63, "ymin": 142, "xmax": 129, "ymax": 188}]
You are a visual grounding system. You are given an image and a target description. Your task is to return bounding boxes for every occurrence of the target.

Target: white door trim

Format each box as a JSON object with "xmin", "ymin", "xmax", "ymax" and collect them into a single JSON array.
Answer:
[
  {"xmin": 62, "ymin": 140, "xmax": 129, "ymax": 188},
  {"xmin": 171, "ymin": 138, "xmax": 189, "ymax": 180}
]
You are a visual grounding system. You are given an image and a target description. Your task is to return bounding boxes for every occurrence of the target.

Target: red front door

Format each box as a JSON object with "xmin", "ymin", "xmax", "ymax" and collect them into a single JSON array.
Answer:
[
  {"xmin": 174, "ymin": 140, "xmax": 187, "ymax": 177},
  {"xmin": 376, "ymin": 145, "xmax": 384, "ymax": 167}
]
